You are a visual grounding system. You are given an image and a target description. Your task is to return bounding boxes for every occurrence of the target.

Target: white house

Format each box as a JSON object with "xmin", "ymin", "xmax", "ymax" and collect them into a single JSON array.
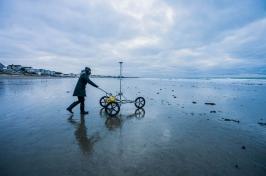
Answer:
[
  {"xmin": 21, "ymin": 66, "xmax": 34, "ymax": 73},
  {"xmin": 0, "ymin": 63, "xmax": 5, "ymax": 71},
  {"xmin": 31, "ymin": 69, "xmax": 42, "ymax": 75}
]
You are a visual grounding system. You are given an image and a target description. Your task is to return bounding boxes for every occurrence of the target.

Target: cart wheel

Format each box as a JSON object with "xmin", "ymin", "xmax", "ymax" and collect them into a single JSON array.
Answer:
[
  {"xmin": 99, "ymin": 108, "xmax": 107, "ymax": 118},
  {"xmin": 105, "ymin": 102, "xmax": 120, "ymax": 116},
  {"xmin": 134, "ymin": 97, "xmax": 145, "ymax": 109},
  {"xmin": 100, "ymin": 96, "xmax": 108, "ymax": 107},
  {"xmin": 135, "ymin": 108, "xmax": 145, "ymax": 119}
]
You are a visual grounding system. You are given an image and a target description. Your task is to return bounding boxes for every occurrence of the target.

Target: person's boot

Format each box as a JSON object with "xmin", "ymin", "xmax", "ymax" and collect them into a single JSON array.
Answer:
[
  {"xmin": 66, "ymin": 107, "xmax": 73, "ymax": 113},
  {"xmin": 80, "ymin": 111, "xmax": 89, "ymax": 114},
  {"xmin": 67, "ymin": 101, "xmax": 79, "ymax": 113},
  {"xmin": 80, "ymin": 102, "xmax": 88, "ymax": 114}
]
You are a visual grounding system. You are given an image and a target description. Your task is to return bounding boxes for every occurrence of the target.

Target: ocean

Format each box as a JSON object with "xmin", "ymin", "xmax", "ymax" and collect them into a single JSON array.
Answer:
[{"xmin": 0, "ymin": 77, "xmax": 265, "ymax": 176}]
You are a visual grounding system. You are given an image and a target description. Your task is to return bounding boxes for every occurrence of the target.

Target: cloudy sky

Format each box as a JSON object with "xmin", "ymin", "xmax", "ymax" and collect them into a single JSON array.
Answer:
[{"xmin": 0, "ymin": 0, "xmax": 266, "ymax": 77}]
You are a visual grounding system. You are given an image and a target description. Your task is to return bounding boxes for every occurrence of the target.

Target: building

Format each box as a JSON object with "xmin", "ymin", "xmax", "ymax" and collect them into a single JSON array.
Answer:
[
  {"xmin": 28, "ymin": 69, "xmax": 56, "ymax": 76},
  {"xmin": 54, "ymin": 72, "xmax": 63, "ymax": 77},
  {"xmin": 39, "ymin": 69, "xmax": 55, "ymax": 76},
  {"xmin": 2, "ymin": 63, "xmax": 66, "ymax": 76},
  {"xmin": 7, "ymin": 64, "xmax": 22, "ymax": 72},
  {"xmin": 50, "ymin": 71, "xmax": 56, "ymax": 76},
  {"xmin": 0, "ymin": 63, "xmax": 5, "ymax": 71},
  {"xmin": 21, "ymin": 66, "xmax": 34, "ymax": 73}
]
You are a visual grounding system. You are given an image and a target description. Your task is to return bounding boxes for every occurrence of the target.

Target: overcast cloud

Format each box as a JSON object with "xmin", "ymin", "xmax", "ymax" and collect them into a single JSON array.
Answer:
[{"xmin": 0, "ymin": 0, "xmax": 266, "ymax": 77}]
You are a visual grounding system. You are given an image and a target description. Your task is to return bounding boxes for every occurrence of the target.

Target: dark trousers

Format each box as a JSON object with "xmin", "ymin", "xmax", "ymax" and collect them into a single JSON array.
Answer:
[{"xmin": 67, "ymin": 96, "xmax": 85, "ymax": 112}]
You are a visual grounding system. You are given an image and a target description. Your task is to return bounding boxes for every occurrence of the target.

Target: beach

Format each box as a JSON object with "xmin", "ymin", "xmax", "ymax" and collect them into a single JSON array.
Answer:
[
  {"xmin": 0, "ymin": 74, "xmax": 74, "ymax": 79},
  {"xmin": 0, "ymin": 77, "xmax": 265, "ymax": 176}
]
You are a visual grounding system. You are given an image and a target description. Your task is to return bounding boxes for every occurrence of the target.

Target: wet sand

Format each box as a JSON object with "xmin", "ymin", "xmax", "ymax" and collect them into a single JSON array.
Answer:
[{"xmin": 0, "ymin": 78, "xmax": 265, "ymax": 176}]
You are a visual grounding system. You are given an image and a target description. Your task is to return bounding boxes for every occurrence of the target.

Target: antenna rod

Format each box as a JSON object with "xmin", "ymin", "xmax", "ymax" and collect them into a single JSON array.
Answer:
[
  {"xmin": 119, "ymin": 61, "xmax": 123, "ymax": 78},
  {"xmin": 119, "ymin": 61, "xmax": 123, "ymax": 101}
]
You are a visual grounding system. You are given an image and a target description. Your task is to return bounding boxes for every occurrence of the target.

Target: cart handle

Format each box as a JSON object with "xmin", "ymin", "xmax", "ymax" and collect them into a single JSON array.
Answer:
[{"xmin": 98, "ymin": 87, "xmax": 112, "ymax": 96}]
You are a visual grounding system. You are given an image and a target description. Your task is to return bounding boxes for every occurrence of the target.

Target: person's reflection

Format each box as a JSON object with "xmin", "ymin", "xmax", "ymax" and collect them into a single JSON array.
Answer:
[{"xmin": 68, "ymin": 114, "xmax": 100, "ymax": 155}]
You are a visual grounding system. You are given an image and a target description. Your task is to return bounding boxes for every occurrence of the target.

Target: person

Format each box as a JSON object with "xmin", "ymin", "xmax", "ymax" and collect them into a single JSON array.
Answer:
[{"xmin": 67, "ymin": 67, "xmax": 98, "ymax": 114}]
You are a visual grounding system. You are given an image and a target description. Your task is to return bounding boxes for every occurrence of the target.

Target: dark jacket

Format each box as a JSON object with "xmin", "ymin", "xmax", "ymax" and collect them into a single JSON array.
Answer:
[{"xmin": 73, "ymin": 73, "xmax": 98, "ymax": 97}]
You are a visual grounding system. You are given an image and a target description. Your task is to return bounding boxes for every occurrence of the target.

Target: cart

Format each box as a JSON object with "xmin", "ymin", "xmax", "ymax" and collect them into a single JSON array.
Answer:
[{"xmin": 98, "ymin": 62, "xmax": 145, "ymax": 116}]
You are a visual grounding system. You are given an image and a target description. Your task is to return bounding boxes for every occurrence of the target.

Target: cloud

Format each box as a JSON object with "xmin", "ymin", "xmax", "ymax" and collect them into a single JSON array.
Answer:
[{"xmin": 0, "ymin": 0, "xmax": 265, "ymax": 77}]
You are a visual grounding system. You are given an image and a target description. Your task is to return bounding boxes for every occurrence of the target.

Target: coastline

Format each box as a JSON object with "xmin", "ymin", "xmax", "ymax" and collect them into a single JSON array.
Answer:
[
  {"xmin": 0, "ymin": 73, "xmax": 139, "ymax": 79},
  {"xmin": 1, "ymin": 73, "xmax": 265, "ymax": 80}
]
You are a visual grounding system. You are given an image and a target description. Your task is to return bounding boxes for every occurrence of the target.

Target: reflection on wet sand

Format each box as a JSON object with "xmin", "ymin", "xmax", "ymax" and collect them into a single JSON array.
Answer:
[
  {"xmin": 99, "ymin": 108, "xmax": 146, "ymax": 130},
  {"xmin": 68, "ymin": 114, "xmax": 100, "ymax": 155},
  {"xmin": 67, "ymin": 108, "xmax": 145, "ymax": 155},
  {"xmin": 105, "ymin": 117, "xmax": 122, "ymax": 130}
]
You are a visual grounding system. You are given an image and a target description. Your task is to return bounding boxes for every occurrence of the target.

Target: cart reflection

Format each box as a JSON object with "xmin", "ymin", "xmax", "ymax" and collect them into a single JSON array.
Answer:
[{"xmin": 99, "ymin": 108, "xmax": 145, "ymax": 130}]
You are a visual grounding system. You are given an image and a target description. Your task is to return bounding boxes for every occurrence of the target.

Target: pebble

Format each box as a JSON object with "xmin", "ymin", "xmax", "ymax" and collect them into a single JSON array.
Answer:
[
  {"xmin": 223, "ymin": 118, "xmax": 240, "ymax": 123},
  {"xmin": 205, "ymin": 102, "xmax": 216, "ymax": 105},
  {"xmin": 258, "ymin": 122, "xmax": 266, "ymax": 126}
]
